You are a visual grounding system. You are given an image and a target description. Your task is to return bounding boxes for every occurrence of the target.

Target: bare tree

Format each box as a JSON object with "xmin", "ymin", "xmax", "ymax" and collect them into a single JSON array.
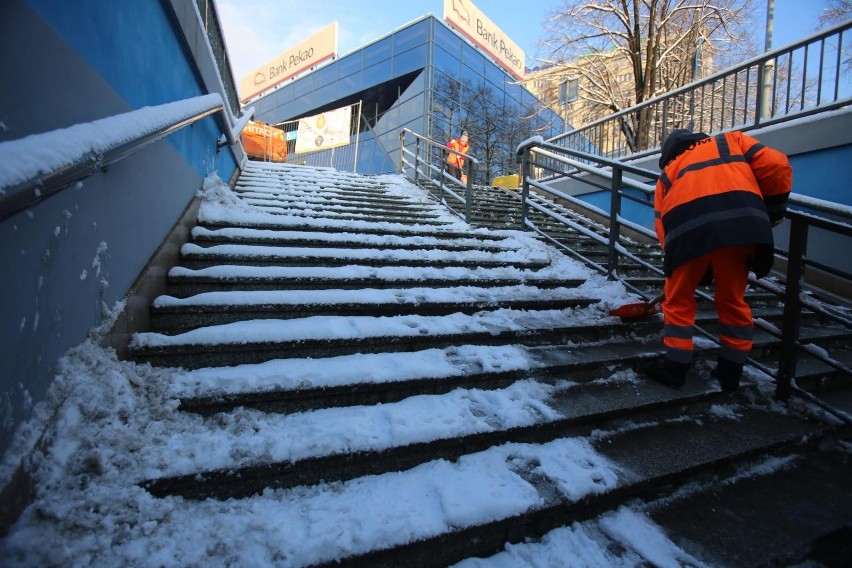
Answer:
[
  {"xmin": 819, "ymin": 0, "xmax": 852, "ymax": 26},
  {"xmin": 431, "ymin": 74, "xmax": 545, "ymax": 183},
  {"xmin": 540, "ymin": 0, "xmax": 757, "ymax": 149}
]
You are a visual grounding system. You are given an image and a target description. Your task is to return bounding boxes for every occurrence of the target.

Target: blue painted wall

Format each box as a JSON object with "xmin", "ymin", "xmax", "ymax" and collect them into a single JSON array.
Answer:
[
  {"xmin": 786, "ymin": 145, "xmax": 852, "ymax": 207},
  {"xmin": 577, "ymin": 143, "xmax": 852, "ymax": 230},
  {"xmin": 0, "ymin": 0, "xmax": 239, "ymax": 460},
  {"xmin": 26, "ymin": 0, "xmax": 236, "ymax": 180}
]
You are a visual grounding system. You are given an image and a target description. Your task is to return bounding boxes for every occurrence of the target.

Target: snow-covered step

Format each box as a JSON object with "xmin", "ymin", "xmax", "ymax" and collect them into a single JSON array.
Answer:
[
  {"xmin": 236, "ymin": 186, "xmax": 400, "ymax": 202},
  {"xmin": 233, "ymin": 186, "xmax": 434, "ymax": 206},
  {"xmin": 335, "ymin": 404, "xmax": 825, "ymax": 568},
  {"xmin": 177, "ymin": 243, "xmax": 553, "ymax": 270},
  {"xmin": 149, "ymin": 285, "xmax": 598, "ymax": 333},
  {"xmin": 138, "ymin": 389, "xmax": 826, "ymax": 568},
  {"xmin": 165, "ymin": 265, "xmax": 583, "ymax": 296},
  {"xmin": 128, "ymin": 308, "xmax": 650, "ymax": 369},
  {"xmin": 197, "ymin": 220, "xmax": 521, "ymax": 243},
  {"xmin": 188, "ymin": 226, "xmax": 524, "ymax": 253},
  {"xmin": 236, "ymin": 204, "xmax": 457, "ymax": 226},
  {"xmin": 233, "ymin": 183, "xmax": 397, "ymax": 199},
  {"xmin": 142, "ymin": 374, "xmax": 718, "ymax": 499},
  {"xmin": 237, "ymin": 195, "xmax": 445, "ymax": 219},
  {"xmin": 173, "ymin": 342, "xmax": 666, "ymax": 416}
]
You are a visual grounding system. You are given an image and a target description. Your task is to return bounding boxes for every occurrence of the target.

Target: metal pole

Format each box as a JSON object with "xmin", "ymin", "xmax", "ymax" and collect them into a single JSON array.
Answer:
[
  {"xmin": 689, "ymin": 36, "xmax": 704, "ymax": 126},
  {"xmin": 464, "ymin": 160, "xmax": 473, "ymax": 224},
  {"xmin": 353, "ymin": 101, "xmax": 362, "ymax": 173},
  {"xmin": 761, "ymin": 0, "xmax": 775, "ymax": 119},
  {"xmin": 777, "ymin": 217, "xmax": 807, "ymax": 401},
  {"xmin": 414, "ymin": 137, "xmax": 420, "ymax": 186},
  {"xmin": 398, "ymin": 130, "xmax": 405, "ymax": 174},
  {"xmin": 439, "ymin": 148, "xmax": 446, "ymax": 204},
  {"xmin": 520, "ymin": 149, "xmax": 530, "ymax": 231},
  {"xmin": 608, "ymin": 168, "xmax": 623, "ymax": 279}
]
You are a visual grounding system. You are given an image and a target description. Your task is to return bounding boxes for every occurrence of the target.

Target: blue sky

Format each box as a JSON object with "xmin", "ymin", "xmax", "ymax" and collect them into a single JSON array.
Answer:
[{"xmin": 217, "ymin": 0, "xmax": 833, "ymax": 81}]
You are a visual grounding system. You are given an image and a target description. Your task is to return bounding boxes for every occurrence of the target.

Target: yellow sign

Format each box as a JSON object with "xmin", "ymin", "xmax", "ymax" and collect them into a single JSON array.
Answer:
[
  {"xmin": 240, "ymin": 22, "xmax": 338, "ymax": 102},
  {"xmin": 443, "ymin": 0, "xmax": 525, "ymax": 80},
  {"xmin": 492, "ymin": 174, "xmax": 520, "ymax": 189}
]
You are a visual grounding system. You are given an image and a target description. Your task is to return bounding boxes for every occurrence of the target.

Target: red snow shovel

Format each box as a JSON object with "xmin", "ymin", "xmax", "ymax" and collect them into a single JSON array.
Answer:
[{"xmin": 610, "ymin": 293, "xmax": 664, "ymax": 321}]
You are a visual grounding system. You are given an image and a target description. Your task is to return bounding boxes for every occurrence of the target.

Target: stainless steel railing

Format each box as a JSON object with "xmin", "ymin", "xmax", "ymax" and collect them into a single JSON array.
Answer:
[
  {"xmin": 516, "ymin": 137, "xmax": 851, "ymax": 418},
  {"xmin": 552, "ymin": 20, "xmax": 852, "ymax": 161},
  {"xmin": 0, "ymin": 94, "xmax": 232, "ymax": 222},
  {"xmin": 398, "ymin": 128, "xmax": 478, "ymax": 223}
]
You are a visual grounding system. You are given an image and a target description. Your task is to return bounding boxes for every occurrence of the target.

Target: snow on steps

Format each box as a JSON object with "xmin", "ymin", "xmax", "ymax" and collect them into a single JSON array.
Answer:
[{"xmin": 125, "ymin": 162, "xmax": 850, "ymax": 566}]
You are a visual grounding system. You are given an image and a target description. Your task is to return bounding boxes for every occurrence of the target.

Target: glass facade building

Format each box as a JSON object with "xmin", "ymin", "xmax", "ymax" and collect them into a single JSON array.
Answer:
[{"xmin": 251, "ymin": 15, "xmax": 564, "ymax": 184}]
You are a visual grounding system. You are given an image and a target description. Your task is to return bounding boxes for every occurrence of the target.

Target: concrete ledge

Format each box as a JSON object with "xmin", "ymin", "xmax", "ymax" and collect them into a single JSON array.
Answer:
[{"xmin": 101, "ymin": 197, "xmax": 201, "ymax": 359}]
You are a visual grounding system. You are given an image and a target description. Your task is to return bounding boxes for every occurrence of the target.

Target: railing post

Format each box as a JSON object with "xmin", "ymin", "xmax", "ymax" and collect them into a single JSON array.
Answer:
[
  {"xmin": 776, "ymin": 217, "xmax": 808, "ymax": 401},
  {"xmin": 464, "ymin": 160, "xmax": 473, "ymax": 224},
  {"xmin": 755, "ymin": 61, "xmax": 766, "ymax": 124},
  {"xmin": 607, "ymin": 167, "xmax": 623, "ymax": 279},
  {"xmin": 520, "ymin": 147, "xmax": 530, "ymax": 231},
  {"xmin": 414, "ymin": 137, "xmax": 420, "ymax": 186},
  {"xmin": 439, "ymin": 148, "xmax": 446, "ymax": 204},
  {"xmin": 398, "ymin": 130, "xmax": 405, "ymax": 174}
]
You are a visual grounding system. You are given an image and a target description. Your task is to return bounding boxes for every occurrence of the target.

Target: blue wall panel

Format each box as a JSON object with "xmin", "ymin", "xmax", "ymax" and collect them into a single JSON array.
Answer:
[
  {"xmin": 26, "ymin": 0, "xmax": 236, "ymax": 179},
  {"xmin": 0, "ymin": 0, "xmax": 239, "ymax": 459}
]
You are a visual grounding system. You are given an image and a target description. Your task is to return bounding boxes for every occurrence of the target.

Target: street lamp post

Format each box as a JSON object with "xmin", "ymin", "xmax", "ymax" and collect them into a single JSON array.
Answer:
[{"xmin": 761, "ymin": 0, "xmax": 776, "ymax": 119}]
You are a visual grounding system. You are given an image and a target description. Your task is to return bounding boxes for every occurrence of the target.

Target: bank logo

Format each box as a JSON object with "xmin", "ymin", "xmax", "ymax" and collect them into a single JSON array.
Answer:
[{"xmin": 451, "ymin": 0, "xmax": 470, "ymax": 27}]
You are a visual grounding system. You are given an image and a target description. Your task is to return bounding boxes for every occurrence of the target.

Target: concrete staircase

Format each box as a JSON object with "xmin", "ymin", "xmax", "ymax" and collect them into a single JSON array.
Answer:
[
  {"xmin": 127, "ymin": 162, "xmax": 852, "ymax": 567},
  {"xmin": 428, "ymin": 181, "xmax": 852, "ymax": 392}
]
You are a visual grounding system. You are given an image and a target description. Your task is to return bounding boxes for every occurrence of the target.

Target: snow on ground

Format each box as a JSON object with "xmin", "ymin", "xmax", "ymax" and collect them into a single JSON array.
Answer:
[{"xmin": 0, "ymin": 165, "xmax": 705, "ymax": 567}]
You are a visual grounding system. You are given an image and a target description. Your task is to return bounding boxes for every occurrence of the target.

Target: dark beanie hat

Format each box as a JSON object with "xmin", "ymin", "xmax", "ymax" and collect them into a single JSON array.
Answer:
[{"xmin": 659, "ymin": 129, "xmax": 709, "ymax": 168}]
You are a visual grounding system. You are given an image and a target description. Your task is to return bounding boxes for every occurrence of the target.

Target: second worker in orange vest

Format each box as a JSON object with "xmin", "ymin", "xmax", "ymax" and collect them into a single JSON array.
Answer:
[
  {"xmin": 446, "ymin": 131, "xmax": 470, "ymax": 184},
  {"xmin": 644, "ymin": 129, "xmax": 792, "ymax": 391}
]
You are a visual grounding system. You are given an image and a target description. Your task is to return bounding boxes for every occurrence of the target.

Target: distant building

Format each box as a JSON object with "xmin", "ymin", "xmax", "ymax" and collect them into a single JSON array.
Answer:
[
  {"xmin": 525, "ymin": 41, "xmax": 713, "ymax": 155},
  {"xmin": 248, "ymin": 15, "xmax": 564, "ymax": 183}
]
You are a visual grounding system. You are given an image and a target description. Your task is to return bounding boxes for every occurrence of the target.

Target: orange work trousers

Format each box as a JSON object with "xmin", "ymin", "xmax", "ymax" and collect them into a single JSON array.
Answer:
[{"xmin": 663, "ymin": 245, "xmax": 756, "ymax": 365}]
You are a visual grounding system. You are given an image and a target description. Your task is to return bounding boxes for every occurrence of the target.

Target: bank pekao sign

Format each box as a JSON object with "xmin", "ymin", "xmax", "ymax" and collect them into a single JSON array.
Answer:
[
  {"xmin": 443, "ymin": 0, "xmax": 525, "ymax": 80},
  {"xmin": 240, "ymin": 22, "xmax": 338, "ymax": 103}
]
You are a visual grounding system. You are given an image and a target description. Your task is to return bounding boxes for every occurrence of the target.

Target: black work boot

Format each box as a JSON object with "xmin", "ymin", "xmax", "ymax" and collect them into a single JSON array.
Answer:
[
  {"xmin": 712, "ymin": 357, "xmax": 743, "ymax": 392},
  {"xmin": 641, "ymin": 357, "xmax": 690, "ymax": 388}
]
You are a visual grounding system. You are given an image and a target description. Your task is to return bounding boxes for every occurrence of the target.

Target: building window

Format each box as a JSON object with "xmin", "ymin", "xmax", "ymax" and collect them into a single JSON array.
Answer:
[{"xmin": 559, "ymin": 78, "xmax": 579, "ymax": 105}]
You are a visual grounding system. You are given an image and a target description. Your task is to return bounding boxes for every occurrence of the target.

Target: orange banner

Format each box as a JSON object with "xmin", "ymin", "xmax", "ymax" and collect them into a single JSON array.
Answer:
[{"xmin": 241, "ymin": 121, "xmax": 288, "ymax": 162}]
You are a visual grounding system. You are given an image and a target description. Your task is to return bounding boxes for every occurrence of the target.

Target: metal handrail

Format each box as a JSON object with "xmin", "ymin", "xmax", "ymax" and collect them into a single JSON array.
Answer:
[
  {"xmin": 398, "ymin": 128, "xmax": 478, "ymax": 222},
  {"xmin": 553, "ymin": 20, "xmax": 852, "ymax": 159},
  {"xmin": 0, "ymin": 94, "xmax": 231, "ymax": 222},
  {"xmin": 515, "ymin": 138, "xmax": 852, "ymax": 416}
]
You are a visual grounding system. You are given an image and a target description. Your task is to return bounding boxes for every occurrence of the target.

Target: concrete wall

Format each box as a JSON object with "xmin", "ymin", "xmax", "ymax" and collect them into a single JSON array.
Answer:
[{"xmin": 0, "ymin": 0, "xmax": 241, "ymax": 458}]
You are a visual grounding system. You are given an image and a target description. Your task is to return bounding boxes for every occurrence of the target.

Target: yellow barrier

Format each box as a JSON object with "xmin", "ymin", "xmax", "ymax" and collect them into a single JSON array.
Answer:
[{"xmin": 491, "ymin": 174, "xmax": 519, "ymax": 189}]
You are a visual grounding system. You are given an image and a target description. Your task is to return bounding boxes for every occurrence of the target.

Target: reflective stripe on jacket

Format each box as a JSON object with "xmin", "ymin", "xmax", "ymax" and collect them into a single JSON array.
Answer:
[
  {"xmin": 654, "ymin": 131, "xmax": 792, "ymax": 277},
  {"xmin": 447, "ymin": 138, "xmax": 470, "ymax": 167}
]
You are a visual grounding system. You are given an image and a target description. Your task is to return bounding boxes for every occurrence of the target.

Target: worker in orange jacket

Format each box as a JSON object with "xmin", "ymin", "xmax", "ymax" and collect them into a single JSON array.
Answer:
[
  {"xmin": 645, "ymin": 129, "xmax": 792, "ymax": 391},
  {"xmin": 446, "ymin": 130, "xmax": 470, "ymax": 184}
]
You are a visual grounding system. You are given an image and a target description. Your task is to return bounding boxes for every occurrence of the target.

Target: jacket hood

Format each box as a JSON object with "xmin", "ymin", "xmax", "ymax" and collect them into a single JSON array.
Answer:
[{"xmin": 659, "ymin": 129, "xmax": 710, "ymax": 168}]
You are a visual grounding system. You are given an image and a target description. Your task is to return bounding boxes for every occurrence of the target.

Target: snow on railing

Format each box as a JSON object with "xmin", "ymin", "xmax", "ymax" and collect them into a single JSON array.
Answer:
[{"xmin": 0, "ymin": 94, "xmax": 233, "ymax": 221}]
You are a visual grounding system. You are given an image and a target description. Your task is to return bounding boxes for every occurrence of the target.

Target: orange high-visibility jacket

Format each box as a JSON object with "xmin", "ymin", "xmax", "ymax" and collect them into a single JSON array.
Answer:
[
  {"xmin": 654, "ymin": 131, "xmax": 792, "ymax": 278},
  {"xmin": 447, "ymin": 138, "xmax": 470, "ymax": 167}
]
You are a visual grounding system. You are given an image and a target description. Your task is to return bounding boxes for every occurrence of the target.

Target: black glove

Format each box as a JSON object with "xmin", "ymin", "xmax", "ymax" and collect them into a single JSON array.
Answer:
[{"xmin": 698, "ymin": 266, "xmax": 713, "ymax": 287}]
